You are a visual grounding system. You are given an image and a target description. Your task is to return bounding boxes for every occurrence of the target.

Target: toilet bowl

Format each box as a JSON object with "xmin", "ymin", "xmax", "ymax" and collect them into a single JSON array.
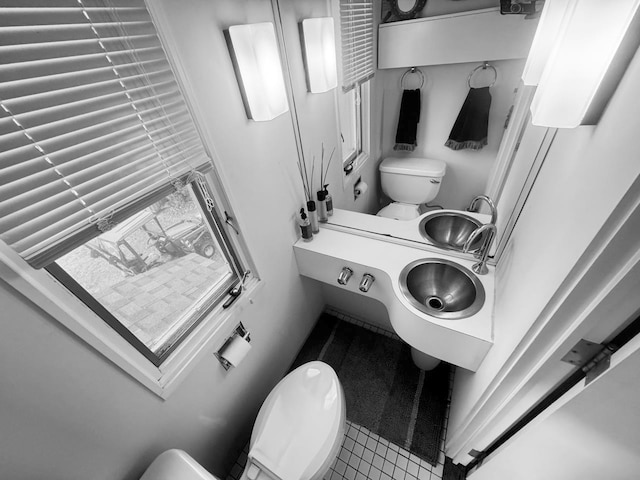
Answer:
[
  {"xmin": 140, "ymin": 361, "xmax": 345, "ymax": 480},
  {"xmin": 377, "ymin": 157, "xmax": 446, "ymax": 220}
]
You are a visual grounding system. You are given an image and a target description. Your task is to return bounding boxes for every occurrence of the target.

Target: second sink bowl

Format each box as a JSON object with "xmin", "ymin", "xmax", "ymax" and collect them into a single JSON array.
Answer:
[
  {"xmin": 419, "ymin": 211, "xmax": 484, "ymax": 252},
  {"xmin": 399, "ymin": 258, "xmax": 485, "ymax": 320}
]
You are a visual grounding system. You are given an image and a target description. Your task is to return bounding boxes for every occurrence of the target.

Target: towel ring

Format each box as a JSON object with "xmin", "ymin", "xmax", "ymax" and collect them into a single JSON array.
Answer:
[
  {"xmin": 467, "ymin": 62, "xmax": 498, "ymax": 88},
  {"xmin": 401, "ymin": 67, "xmax": 425, "ymax": 90}
]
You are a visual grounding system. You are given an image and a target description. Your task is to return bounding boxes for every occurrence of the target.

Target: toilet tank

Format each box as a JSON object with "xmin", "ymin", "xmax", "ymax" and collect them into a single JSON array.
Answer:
[
  {"xmin": 379, "ymin": 157, "xmax": 446, "ymax": 204},
  {"xmin": 140, "ymin": 450, "xmax": 217, "ymax": 480}
]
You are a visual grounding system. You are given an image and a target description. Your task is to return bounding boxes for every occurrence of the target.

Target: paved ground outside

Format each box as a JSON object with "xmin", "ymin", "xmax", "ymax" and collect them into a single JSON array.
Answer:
[{"xmin": 94, "ymin": 252, "xmax": 230, "ymax": 351}]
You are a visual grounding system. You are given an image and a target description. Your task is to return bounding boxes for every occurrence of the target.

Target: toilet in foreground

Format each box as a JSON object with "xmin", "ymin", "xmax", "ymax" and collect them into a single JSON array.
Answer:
[
  {"xmin": 141, "ymin": 361, "xmax": 346, "ymax": 480},
  {"xmin": 377, "ymin": 157, "xmax": 447, "ymax": 220}
]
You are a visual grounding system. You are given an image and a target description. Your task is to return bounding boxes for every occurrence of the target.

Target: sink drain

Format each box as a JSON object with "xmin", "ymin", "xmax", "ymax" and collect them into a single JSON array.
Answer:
[{"xmin": 426, "ymin": 296, "xmax": 445, "ymax": 311}]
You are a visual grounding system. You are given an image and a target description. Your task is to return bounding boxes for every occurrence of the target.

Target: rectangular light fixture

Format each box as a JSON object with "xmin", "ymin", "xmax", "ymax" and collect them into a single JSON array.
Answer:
[
  {"xmin": 228, "ymin": 22, "xmax": 289, "ymax": 121},
  {"xmin": 529, "ymin": 0, "xmax": 640, "ymax": 128},
  {"xmin": 522, "ymin": 0, "xmax": 573, "ymax": 86},
  {"xmin": 301, "ymin": 17, "xmax": 338, "ymax": 93}
]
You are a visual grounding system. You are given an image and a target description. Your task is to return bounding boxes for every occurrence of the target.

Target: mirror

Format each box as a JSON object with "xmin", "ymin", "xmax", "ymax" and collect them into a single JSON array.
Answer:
[
  {"xmin": 273, "ymin": 0, "xmax": 546, "ymax": 262},
  {"xmin": 384, "ymin": 0, "xmax": 428, "ymax": 22}
]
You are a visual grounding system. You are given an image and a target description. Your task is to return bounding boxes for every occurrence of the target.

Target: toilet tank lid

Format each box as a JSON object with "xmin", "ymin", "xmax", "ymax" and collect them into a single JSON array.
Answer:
[
  {"xmin": 140, "ymin": 450, "xmax": 218, "ymax": 480},
  {"xmin": 380, "ymin": 157, "xmax": 446, "ymax": 177}
]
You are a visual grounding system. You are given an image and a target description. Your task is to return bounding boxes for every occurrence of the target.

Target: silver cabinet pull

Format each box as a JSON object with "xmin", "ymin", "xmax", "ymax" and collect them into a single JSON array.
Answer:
[{"xmin": 337, "ymin": 267, "xmax": 353, "ymax": 285}]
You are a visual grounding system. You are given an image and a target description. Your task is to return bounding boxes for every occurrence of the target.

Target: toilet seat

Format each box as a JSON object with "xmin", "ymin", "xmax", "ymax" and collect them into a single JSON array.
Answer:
[{"xmin": 244, "ymin": 361, "xmax": 345, "ymax": 480}]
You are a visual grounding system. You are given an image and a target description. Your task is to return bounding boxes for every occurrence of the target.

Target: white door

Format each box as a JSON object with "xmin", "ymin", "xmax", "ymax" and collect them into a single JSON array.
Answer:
[{"xmin": 468, "ymin": 333, "xmax": 640, "ymax": 480}]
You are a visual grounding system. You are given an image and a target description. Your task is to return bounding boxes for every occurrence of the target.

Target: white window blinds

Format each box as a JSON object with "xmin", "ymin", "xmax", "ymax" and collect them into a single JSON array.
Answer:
[
  {"xmin": 0, "ymin": 0, "xmax": 211, "ymax": 268},
  {"xmin": 339, "ymin": 0, "xmax": 375, "ymax": 92}
]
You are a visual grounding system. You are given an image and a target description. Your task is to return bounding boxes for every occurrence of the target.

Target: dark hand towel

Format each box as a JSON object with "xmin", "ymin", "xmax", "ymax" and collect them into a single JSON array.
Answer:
[
  {"xmin": 394, "ymin": 89, "xmax": 421, "ymax": 152},
  {"xmin": 445, "ymin": 86, "xmax": 491, "ymax": 151}
]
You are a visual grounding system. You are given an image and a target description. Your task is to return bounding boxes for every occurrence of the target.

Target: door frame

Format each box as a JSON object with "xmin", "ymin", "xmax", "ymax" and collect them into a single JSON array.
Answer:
[{"xmin": 467, "ymin": 321, "xmax": 640, "ymax": 479}]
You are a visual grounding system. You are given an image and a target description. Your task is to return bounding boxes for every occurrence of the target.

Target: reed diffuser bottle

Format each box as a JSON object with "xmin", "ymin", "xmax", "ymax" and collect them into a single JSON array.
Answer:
[
  {"xmin": 316, "ymin": 189, "xmax": 328, "ymax": 222},
  {"xmin": 306, "ymin": 200, "xmax": 319, "ymax": 233}
]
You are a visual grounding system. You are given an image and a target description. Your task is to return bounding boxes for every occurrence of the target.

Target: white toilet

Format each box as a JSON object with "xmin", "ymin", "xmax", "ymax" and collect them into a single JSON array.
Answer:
[
  {"xmin": 377, "ymin": 157, "xmax": 446, "ymax": 220},
  {"xmin": 141, "ymin": 361, "xmax": 346, "ymax": 480}
]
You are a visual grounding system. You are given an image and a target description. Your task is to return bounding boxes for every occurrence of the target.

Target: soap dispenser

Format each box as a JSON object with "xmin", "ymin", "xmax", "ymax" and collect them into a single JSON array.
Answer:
[
  {"xmin": 323, "ymin": 184, "xmax": 333, "ymax": 217},
  {"xmin": 298, "ymin": 208, "xmax": 313, "ymax": 241}
]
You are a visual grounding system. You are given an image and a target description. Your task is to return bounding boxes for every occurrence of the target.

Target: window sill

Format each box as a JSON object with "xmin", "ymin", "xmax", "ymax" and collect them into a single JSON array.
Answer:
[
  {"xmin": 342, "ymin": 151, "xmax": 370, "ymax": 190},
  {"xmin": 0, "ymin": 242, "xmax": 263, "ymax": 399}
]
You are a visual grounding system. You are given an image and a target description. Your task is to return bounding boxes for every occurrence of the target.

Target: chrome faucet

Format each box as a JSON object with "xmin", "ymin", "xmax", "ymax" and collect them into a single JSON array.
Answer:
[
  {"xmin": 463, "ymin": 223, "xmax": 497, "ymax": 275},
  {"xmin": 467, "ymin": 195, "xmax": 497, "ymax": 225}
]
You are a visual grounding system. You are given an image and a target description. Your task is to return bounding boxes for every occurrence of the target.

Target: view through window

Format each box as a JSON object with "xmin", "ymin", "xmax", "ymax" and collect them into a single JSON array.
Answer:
[{"xmin": 52, "ymin": 183, "xmax": 236, "ymax": 363}]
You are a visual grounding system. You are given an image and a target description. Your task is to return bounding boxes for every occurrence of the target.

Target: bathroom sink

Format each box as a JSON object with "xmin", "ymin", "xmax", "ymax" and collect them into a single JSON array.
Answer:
[
  {"xmin": 419, "ymin": 212, "xmax": 484, "ymax": 252},
  {"xmin": 399, "ymin": 258, "xmax": 485, "ymax": 320}
]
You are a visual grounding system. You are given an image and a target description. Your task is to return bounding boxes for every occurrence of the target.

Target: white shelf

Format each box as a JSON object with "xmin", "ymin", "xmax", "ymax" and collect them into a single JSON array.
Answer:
[{"xmin": 378, "ymin": 8, "xmax": 539, "ymax": 69}]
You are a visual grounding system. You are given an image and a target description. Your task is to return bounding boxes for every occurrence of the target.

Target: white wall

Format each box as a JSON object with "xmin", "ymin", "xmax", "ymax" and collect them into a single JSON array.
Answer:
[
  {"xmin": 376, "ymin": 59, "xmax": 524, "ymax": 210},
  {"xmin": 448, "ymin": 46, "xmax": 640, "ymax": 441},
  {"xmin": 322, "ymin": 284, "xmax": 393, "ymax": 332},
  {"xmin": 0, "ymin": 1, "xmax": 327, "ymax": 478}
]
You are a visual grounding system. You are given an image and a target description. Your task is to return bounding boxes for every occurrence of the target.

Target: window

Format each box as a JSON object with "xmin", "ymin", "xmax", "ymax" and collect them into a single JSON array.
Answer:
[
  {"xmin": 48, "ymin": 179, "xmax": 241, "ymax": 366},
  {"xmin": 337, "ymin": 0, "xmax": 374, "ymax": 174},
  {"xmin": 0, "ymin": 0, "xmax": 249, "ymax": 381},
  {"xmin": 340, "ymin": 85, "xmax": 358, "ymax": 163},
  {"xmin": 339, "ymin": 82, "xmax": 369, "ymax": 169}
]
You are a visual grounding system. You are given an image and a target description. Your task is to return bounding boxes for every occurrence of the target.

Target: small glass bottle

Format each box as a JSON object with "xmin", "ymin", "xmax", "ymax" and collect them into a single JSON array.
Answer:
[
  {"xmin": 323, "ymin": 184, "xmax": 333, "ymax": 217},
  {"xmin": 306, "ymin": 200, "xmax": 319, "ymax": 233},
  {"xmin": 316, "ymin": 190, "xmax": 328, "ymax": 222},
  {"xmin": 298, "ymin": 208, "xmax": 313, "ymax": 241}
]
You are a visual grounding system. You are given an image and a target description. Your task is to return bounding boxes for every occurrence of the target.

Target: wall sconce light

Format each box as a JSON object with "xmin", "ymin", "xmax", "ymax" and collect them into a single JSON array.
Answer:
[
  {"xmin": 301, "ymin": 17, "xmax": 338, "ymax": 93},
  {"xmin": 528, "ymin": 0, "xmax": 640, "ymax": 128},
  {"xmin": 228, "ymin": 22, "xmax": 289, "ymax": 121},
  {"xmin": 522, "ymin": 0, "xmax": 573, "ymax": 86}
]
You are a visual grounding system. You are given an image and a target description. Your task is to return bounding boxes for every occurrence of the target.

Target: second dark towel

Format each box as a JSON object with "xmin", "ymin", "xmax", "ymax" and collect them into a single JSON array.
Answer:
[
  {"xmin": 445, "ymin": 86, "xmax": 492, "ymax": 151},
  {"xmin": 394, "ymin": 88, "xmax": 421, "ymax": 152}
]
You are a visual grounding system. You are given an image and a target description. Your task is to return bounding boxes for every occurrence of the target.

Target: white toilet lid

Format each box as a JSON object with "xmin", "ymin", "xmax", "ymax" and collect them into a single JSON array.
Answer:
[
  {"xmin": 379, "ymin": 157, "xmax": 446, "ymax": 177},
  {"xmin": 249, "ymin": 361, "xmax": 344, "ymax": 480}
]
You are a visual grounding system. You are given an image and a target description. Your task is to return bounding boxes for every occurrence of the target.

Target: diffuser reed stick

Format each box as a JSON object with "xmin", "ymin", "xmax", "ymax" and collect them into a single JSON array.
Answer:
[
  {"xmin": 319, "ymin": 144, "xmax": 336, "ymax": 191},
  {"xmin": 296, "ymin": 153, "xmax": 313, "ymax": 202}
]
